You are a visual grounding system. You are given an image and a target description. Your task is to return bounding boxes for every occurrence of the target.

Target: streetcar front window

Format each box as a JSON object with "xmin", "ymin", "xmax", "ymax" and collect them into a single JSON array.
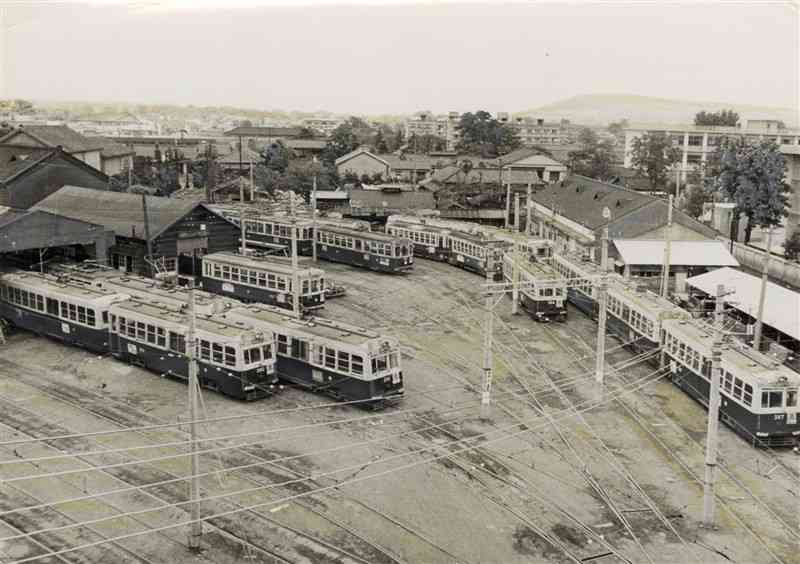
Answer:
[{"xmin": 787, "ymin": 389, "xmax": 798, "ymax": 408}]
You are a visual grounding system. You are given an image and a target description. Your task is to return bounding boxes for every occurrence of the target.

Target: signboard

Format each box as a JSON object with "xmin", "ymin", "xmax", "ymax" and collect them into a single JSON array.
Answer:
[{"xmin": 222, "ymin": 283, "xmax": 235, "ymax": 293}]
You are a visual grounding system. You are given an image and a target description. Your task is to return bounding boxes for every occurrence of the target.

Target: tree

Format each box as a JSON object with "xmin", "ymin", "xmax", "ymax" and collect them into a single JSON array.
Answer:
[
  {"xmin": 694, "ymin": 109, "xmax": 740, "ymax": 127},
  {"xmin": 683, "ymin": 185, "xmax": 708, "ymax": 219},
  {"xmin": 784, "ymin": 231, "xmax": 800, "ymax": 261},
  {"xmin": 373, "ymin": 129, "xmax": 389, "ymax": 153},
  {"xmin": 717, "ymin": 138, "xmax": 789, "ymax": 243},
  {"xmin": 455, "ymin": 111, "xmax": 520, "ymax": 158},
  {"xmin": 261, "ymin": 141, "xmax": 291, "ymax": 173},
  {"xmin": 567, "ymin": 127, "xmax": 614, "ymax": 181},
  {"xmin": 408, "ymin": 133, "xmax": 446, "ymax": 154},
  {"xmin": 628, "ymin": 132, "xmax": 681, "ymax": 191},
  {"xmin": 321, "ymin": 116, "xmax": 374, "ymax": 164}
]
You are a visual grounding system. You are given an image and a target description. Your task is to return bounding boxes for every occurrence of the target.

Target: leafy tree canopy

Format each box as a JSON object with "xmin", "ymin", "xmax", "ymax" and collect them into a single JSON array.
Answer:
[
  {"xmin": 0, "ymin": 99, "xmax": 34, "ymax": 112},
  {"xmin": 717, "ymin": 137, "xmax": 789, "ymax": 242},
  {"xmin": 784, "ymin": 231, "xmax": 800, "ymax": 261},
  {"xmin": 455, "ymin": 110, "xmax": 521, "ymax": 158},
  {"xmin": 408, "ymin": 133, "xmax": 446, "ymax": 154},
  {"xmin": 321, "ymin": 116, "xmax": 375, "ymax": 164},
  {"xmin": 567, "ymin": 127, "xmax": 614, "ymax": 181},
  {"xmin": 628, "ymin": 132, "xmax": 681, "ymax": 191},
  {"xmin": 694, "ymin": 109, "xmax": 740, "ymax": 127}
]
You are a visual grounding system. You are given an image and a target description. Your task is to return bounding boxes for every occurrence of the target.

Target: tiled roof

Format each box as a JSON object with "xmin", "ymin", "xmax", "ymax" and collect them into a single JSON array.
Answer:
[
  {"xmin": 284, "ymin": 139, "xmax": 327, "ymax": 150},
  {"xmin": 34, "ymin": 185, "xmax": 210, "ymax": 240},
  {"xmin": 428, "ymin": 165, "xmax": 544, "ymax": 185},
  {"xmin": 0, "ymin": 125, "xmax": 103, "ymax": 153},
  {"xmin": 381, "ymin": 154, "xmax": 445, "ymax": 170}
]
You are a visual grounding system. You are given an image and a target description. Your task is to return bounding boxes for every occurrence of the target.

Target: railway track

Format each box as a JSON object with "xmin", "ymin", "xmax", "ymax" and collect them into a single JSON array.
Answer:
[
  {"xmin": 541, "ymin": 314, "xmax": 799, "ymax": 562},
  {"xmin": 0, "ymin": 357, "xmax": 405, "ymax": 564}
]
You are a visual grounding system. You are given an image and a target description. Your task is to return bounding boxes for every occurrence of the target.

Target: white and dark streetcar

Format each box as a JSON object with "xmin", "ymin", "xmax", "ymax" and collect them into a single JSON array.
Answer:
[
  {"xmin": 0, "ymin": 272, "xmax": 280, "ymax": 401},
  {"xmin": 0, "ymin": 272, "xmax": 128, "ymax": 354},
  {"xmin": 385, "ymin": 216, "xmax": 452, "ymax": 262},
  {"xmin": 662, "ymin": 318, "xmax": 800, "ymax": 447},
  {"xmin": 200, "ymin": 252, "xmax": 325, "ymax": 312},
  {"xmin": 110, "ymin": 299, "xmax": 278, "ymax": 400},
  {"xmin": 316, "ymin": 225, "xmax": 414, "ymax": 273},
  {"xmin": 502, "ymin": 250, "xmax": 567, "ymax": 322},
  {"xmin": 224, "ymin": 303, "xmax": 405, "ymax": 407}
]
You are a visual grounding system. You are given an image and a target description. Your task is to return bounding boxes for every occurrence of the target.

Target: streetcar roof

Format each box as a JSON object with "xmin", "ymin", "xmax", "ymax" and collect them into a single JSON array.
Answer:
[
  {"xmin": 226, "ymin": 304, "xmax": 398, "ymax": 349},
  {"xmin": 204, "ymin": 252, "xmax": 325, "ymax": 276},
  {"xmin": 663, "ymin": 318, "xmax": 800, "ymax": 386},
  {"xmin": 112, "ymin": 299, "xmax": 271, "ymax": 340},
  {"xmin": 1, "ymin": 272, "xmax": 124, "ymax": 304},
  {"xmin": 319, "ymin": 224, "xmax": 409, "ymax": 243}
]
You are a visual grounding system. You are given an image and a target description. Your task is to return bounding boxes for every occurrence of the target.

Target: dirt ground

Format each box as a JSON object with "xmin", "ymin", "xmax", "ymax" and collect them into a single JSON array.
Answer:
[{"xmin": 0, "ymin": 258, "xmax": 797, "ymax": 564}]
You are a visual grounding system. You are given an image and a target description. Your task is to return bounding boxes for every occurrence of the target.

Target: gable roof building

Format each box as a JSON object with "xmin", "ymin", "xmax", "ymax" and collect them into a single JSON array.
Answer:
[
  {"xmin": 0, "ymin": 125, "xmax": 105, "ymax": 172},
  {"xmin": 530, "ymin": 175, "xmax": 716, "ymax": 259},
  {"xmin": 0, "ymin": 147, "xmax": 109, "ymax": 209},
  {"xmin": 35, "ymin": 186, "xmax": 240, "ymax": 276}
]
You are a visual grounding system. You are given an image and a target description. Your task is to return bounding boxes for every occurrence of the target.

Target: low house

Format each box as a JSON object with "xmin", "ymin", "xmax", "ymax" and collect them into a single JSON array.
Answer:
[
  {"xmin": 530, "ymin": 175, "xmax": 717, "ymax": 260},
  {"xmin": 0, "ymin": 147, "xmax": 108, "ymax": 209},
  {"xmin": 348, "ymin": 188, "xmax": 435, "ymax": 217},
  {"xmin": 285, "ymin": 139, "xmax": 327, "ymax": 159},
  {"xmin": 489, "ymin": 148, "xmax": 568, "ymax": 183},
  {"xmin": 0, "ymin": 125, "xmax": 104, "ymax": 171},
  {"xmin": 335, "ymin": 148, "xmax": 449, "ymax": 183},
  {"xmin": 314, "ymin": 189, "xmax": 350, "ymax": 210},
  {"xmin": 425, "ymin": 165, "xmax": 545, "ymax": 191},
  {"xmin": 35, "ymin": 186, "xmax": 240, "ymax": 276},
  {"xmin": 217, "ymin": 147, "xmax": 261, "ymax": 172},
  {"xmin": 88, "ymin": 137, "xmax": 136, "ymax": 176}
]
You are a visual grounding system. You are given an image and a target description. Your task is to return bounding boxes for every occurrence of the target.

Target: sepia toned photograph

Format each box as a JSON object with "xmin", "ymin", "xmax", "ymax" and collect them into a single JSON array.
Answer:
[{"xmin": 0, "ymin": 1, "xmax": 797, "ymax": 562}]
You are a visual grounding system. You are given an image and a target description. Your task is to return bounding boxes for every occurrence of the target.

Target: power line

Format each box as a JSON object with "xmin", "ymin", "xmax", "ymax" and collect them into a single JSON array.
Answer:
[{"xmin": 2, "ymin": 367, "xmax": 670, "ymax": 559}]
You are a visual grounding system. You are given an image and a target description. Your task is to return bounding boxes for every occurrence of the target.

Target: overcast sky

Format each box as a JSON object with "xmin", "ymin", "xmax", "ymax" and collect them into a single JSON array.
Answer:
[{"xmin": 1, "ymin": 1, "xmax": 797, "ymax": 115}]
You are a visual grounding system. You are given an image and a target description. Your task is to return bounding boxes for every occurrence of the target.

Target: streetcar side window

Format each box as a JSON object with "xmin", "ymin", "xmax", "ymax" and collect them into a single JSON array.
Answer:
[
  {"xmin": 324, "ymin": 347, "xmax": 336, "ymax": 369},
  {"xmin": 787, "ymin": 389, "xmax": 798, "ymax": 408},
  {"xmin": 200, "ymin": 340, "xmax": 211, "ymax": 360},
  {"xmin": 743, "ymin": 384, "xmax": 753, "ymax": 406},
  {"xmin": 46, "ymin": 297, "xmax": 59, "ymax": 315},
  {"xmin": 337, "ymin": 351, "xmax": 350, "ymax": 372},
  {"xmin": 761, "ymin": 390, "xmax": 783, "ymax": 409},
  {"xmin": 169, "ymin": 332, "xmax": 186, "ymax": 354},
  {"xmin": 224, "ymin": 346, "xmax": 236, "ymax": 367},
  {"xmin": 212, "ymin": 343, "xmax": 223, "ymax": 363},
  {"xmin": 733, "ymin": 377, "xmax": 743, "ymax": 400},
  {"xmin": 351, "ymin": 355, "xmax": 363, "ymax": 375}
]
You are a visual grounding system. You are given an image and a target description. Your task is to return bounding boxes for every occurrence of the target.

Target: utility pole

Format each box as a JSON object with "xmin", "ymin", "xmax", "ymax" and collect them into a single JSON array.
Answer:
[
  {"xmin": 289, "ymin": 196, "xmax": 300, "ymax": 318},
  {"xmin": 481, "ymin": 244, "xmax": 496, "ymax": 421},
  {"xmin": 660, "ymin": 194, "xmax": 673, "ymax": 298},
  {"xmin": 753, "ymin": 226, "xmax": 773, "ymax": 352},
  {"xmin": 186, "ymin": 287, "xmax": 202, "ymax": 550},
  {"xmin": 703, "ymin": 283, "xmax": 726, "ymax": 529},
  {"xmin": 511, "ymin": 241, "xmax": 520, "ymax": 316},
  {"xmin": 504, "ymin": 167, "xmax": 512, "ymax": 229},
  {"xmin": 239, "ymin": 209, "xmax": 247, "ymax": 255},
  {"xmin": 312, "ymin": 157, "xmax": 318, "ymax": 263},
  {"xmin": 595, "ymin": 223, "xmax": 610, "ymax": 385},
  {"xmin": 128, "ymin": 161, "xmax": 133, "ymax": 188},
  {"xmin": 141, "ymin": 193, "xmax": 153, "ymax": 267},
  {"xmin": 249, "ymin": 161, "xmax": 255, "ymax": 202},
  {"xmin": 513, "ymin": 193, "xmax": 521, "ymax": 232},
  {"xmin": 239, "ymin": 176, "xmax": 245, "ymax": 205},
  {"xmin": 526, "ymin": 182, "xmax": 533, "ymax": 236}
]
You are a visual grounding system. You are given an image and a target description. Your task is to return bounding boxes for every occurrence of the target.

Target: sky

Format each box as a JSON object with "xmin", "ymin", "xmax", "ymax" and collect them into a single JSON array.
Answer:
[{"xmin": 1, "ymin": 1, "xmax": 798, "ymax": 115}]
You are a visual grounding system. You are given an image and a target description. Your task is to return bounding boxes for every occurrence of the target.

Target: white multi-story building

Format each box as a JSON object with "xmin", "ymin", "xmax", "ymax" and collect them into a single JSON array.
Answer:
[
  {"xmin": 623, "ymin": 120, "xmax": 800, "ymax": 180},
  {"xmin": 301, "ymin": 117, "xmax": 344, "ymax": 136},
  {"xmin": 404, "ymin": 111, "xmax": 574, "ymax": 151}
]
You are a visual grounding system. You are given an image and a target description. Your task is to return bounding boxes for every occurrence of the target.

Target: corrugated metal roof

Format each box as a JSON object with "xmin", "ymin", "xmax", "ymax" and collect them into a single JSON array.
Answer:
[
  {"xmin": 34, "ymin": 185, "xmax": 208, "ymax": 241},
  {"xmin": 614, "ymin": 240, "xmax": 739, "ymax": 267},
  {"xmin": 686, "ymin": 267, "xmax": 800, "ymax": 341}
]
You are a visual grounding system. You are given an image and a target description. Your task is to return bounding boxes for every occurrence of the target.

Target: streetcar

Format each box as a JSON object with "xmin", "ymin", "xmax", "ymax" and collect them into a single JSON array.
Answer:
[
  {"xmin": 224, "ymin": 303, "xmax": 405, "ymax": 406},
  {"xmin": 0, "ymin": 271, "xmax": 128, "ymax": 354},
  {"xmin": 502, "ymin": 251, "xmax": 567, "ymax": 322},
  {"xmin": 316, "ymin": 225, "xmax": 414, "ymax": 273},
  {"xmin": 200, "ymin": 252, "xmax": 326, "ymax": 312},
  {"xmin": 448, "ymin": 230, "xmax": 509, "ymax": 280},
  {"xmin": 385, "ymin": 216, "xmax": 452, "ymax": 262},
  {"xmin": 662, "ymin": 317, "xmax": 800, "ymax": 447},
  {"xmin": 110, "ymin": 298, "xmax": 278, "ymax": 400}
]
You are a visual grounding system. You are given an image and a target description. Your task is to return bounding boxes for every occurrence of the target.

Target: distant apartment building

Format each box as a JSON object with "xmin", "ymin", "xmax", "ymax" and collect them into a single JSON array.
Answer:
[
  {"xmin": 623, "ymin": 120, "xmax": 800, "ymax": 181},
  {"xmin": 301, "ymin": 117, "xmax": 344, "ymax": 136},
  {"xmin": 781, "ymin": 144, "xmax": 800, "ymax": 238},
  {"xmin": 404, "ymin": 111, "xmax": 574, "ymax": 151},
  {"xmin": 68, "ymin": 114, "xmax": 160, "ymax": 137}
]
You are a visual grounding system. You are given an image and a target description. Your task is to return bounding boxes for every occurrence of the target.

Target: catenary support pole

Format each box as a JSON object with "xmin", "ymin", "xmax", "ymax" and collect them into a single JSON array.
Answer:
[
  {"xmin": 141, "ymin": 193, "xmax": 152, "ymax": 266},
  {"xmin": 249, "ymin": 161, "xmax": 255, "ymax": 201},
  {"xmin": 703, "ymin": 283, "xmax": 725, "ymax": 528},
  {"xmin": 312, "ymin": 159, "xmax": 318, "ymax": 263},
  {"xmin": 753, "ymin": 226, "xmax": 773, "ymax": 352},
  {"xmin": 513, "ymin": 193, "xmax": 521, "ymax": 232},
  {"xmin": 290, "ymin": 218, "xmax": 300, "ymax": 318},
  {"xmin": 481, "ymin": 245, "xmax": 496, "ymax": 420},
  {"xmin": 511, "ymin": 242, "xmax": 520, "ymax": 316},
  {"xmin": 526, "ymin": 182, "xmax": 533, "ymax": 236},
  {"xmin": 187, "ymin": 287, "xmax": 202, "ymax": 550},
  {"xmin": 504, "ymin": 167, "xmax": 512, "ymax": 229},
  {"xmin": 239, "ymin": 209, "xmax": 246, "ymax": 255},
  {"xmin": 660, "ymin": 194, "xmax": 673, "ymax": 298},
  {"xmin": 595, "ymin": 226, "xmax": 609, "ymax": 385}
]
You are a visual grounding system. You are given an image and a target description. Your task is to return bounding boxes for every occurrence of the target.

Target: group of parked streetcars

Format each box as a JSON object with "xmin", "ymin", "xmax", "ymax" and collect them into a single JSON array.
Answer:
[
  {"xmin": 216, "ymin": 208, "xmax": 415, "ymax": 274},
  {"xmin": 386, "ymin": 215, "xmax": 569, "ymax": 322},
  {"xmin": 552, "ymin": 250, "xmax": 800, "ymax": 448},
  {"xmin": 0, "ymin": 267, "xmax": 404, "ymax": 407}
]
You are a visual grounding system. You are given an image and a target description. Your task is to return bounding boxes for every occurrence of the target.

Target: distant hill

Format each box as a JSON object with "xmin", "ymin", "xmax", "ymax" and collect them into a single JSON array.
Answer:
[{"xmin": 521, "ymin": 94, "xmax": 797, "ymax": 127}]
